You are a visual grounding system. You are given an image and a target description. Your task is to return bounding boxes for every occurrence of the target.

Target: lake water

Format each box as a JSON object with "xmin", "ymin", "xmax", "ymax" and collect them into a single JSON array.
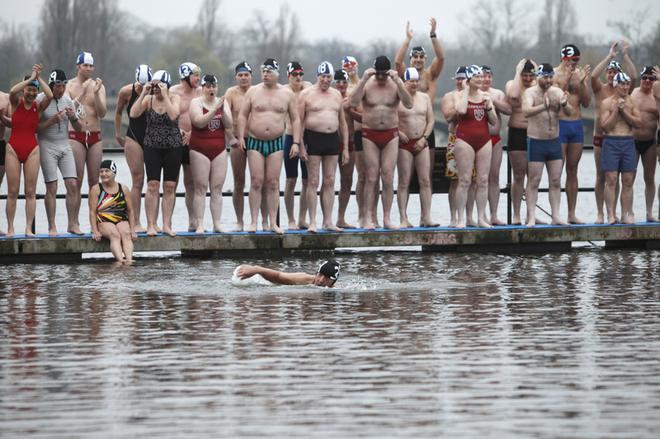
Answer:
[{"xmin": 1, "ymin": 250, "xmax": 659, "ymax": 438}]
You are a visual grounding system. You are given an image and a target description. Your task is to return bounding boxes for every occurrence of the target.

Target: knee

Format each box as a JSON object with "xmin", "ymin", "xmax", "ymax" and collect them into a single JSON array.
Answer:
[
  {"xmin": 250, "ymin": 176, "xmax": 264, "ymax": 190},
  {"xmin": 322, "ymin": 174, "xmax": 335, "ymax": 187},
  {"xmin": 366, "ymin": 171, "xmax": 379, "ymax": 185},
  {"xmin": 163, "ymin": 182, "xmax": 177, "ymax": 194},
  {"xmin": 265, "ymin": 178, "xmax": 279, "ymax": 192},
  {"xmin": 45, "ymin": 184, "xmax": 58, "ymax": 196},
  {"xmin": 24, "ymin": 189, "xmax": 36, "ymax": 200},
  {"xmin": 549, "ymin": 177, "xmax": 561, "ymax": 188},
  {"xmin": 147, "ymin": 181, "xmax": 160, "ymax": 193},
  {"xmin": 120, "ymin": 228, "xmax": 132, "ymax": 240},
  {"xmin": 418, "ymin": 175, "xmax": 431, "ymax": 189},
  {"xmin": 476, "ymin": 175, "xmax": 488, "ymax": 188},
  {"xmin": 234, "ymin": 178, "xmax": 245, "ymax": 190}
]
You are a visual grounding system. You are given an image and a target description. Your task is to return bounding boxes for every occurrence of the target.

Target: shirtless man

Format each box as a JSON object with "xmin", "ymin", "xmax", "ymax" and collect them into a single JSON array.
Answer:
[
  {"xmin": 395, "ymin": 18, "xmax": 445, "ymax": 192},
  {"xmin": 600, "ymin": 72, "xmax": 641, "ymax": 224},
  {"xmin": 238, "ymin": 58, "xmax": 301, "ymax": 234},
  {"xmin": 65, "ymin": 51, "xmax": 107, "ymax": 232},
  {"xmin": 298, "ymin": 62, "xmax": 349, "ymax": 233},
  {"xmin": 591, "ymin": 42, "xmax": 637, "ymax": 223},
  {"xmin": 236, "ymin": 259, "xmax": 340, "ymax": 287},
  {"xmin": 332, "ymin": 69, "xmax": 357, "ymax": 229},
  {"xmin": 522, "ymin": 63, "xmax": 573, "ymax": 227},
  {"xmin": 349, "ymin": 55, "xmax": 413, "ymax": 229},
  {"xmin": 480, "ymin": 66, "xmax": 512, "ymax": 225},
  {"xmin": 631, "ymin": 67, "xmax": 658, "ymax": 222},
  {"xmin": 283, "ymin": 61, "xmax": 312, "ymax": 229},
  {"xmin": 505, "ymin": 59, "xmax": 537, "ymax": 224},
  {"xmin": 397, "ymin": 67, "xmax": 436, "ymax": 228},
  {"xmin": 170, "ymin": 61, "xmax": 202, "ymax": 231},
  {"xmin": 554, "ymin": 44, "xmax": 591, "ymax": 224},
  {"xmin": 224, "ymin": 62, "xmax": 268, "ymax": 231}
]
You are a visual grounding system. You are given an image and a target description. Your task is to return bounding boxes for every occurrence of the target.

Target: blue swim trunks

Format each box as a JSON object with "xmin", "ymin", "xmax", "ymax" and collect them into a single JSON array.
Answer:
[
  {"xmin": 559, "ymin": 119, "xmax": 584, "ymax": 144},
  {"xmin": 246, "ymin": 136, "xmax": 284, "ymax": 157},
  {"xmin": 283, "ymin": 134, "xmax": 308, "ymax": 179},
  {"xmin": 528, "ymin": 137, "xmax": 563, "ymax": 162},
  {"xmin": 602, "ymin": 136, "xmax": 636, "ymax": 172}
]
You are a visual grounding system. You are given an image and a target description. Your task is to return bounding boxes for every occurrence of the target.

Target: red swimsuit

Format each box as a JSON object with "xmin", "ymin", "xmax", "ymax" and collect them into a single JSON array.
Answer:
[
  {"xmin": 8, "ymin": 98, "xmax": 39, "ymax": 163},
  {"xmin": 189, "ymin": 106, "xmax": 225, "ymax": 161},
  {"xmin": 456, "ymin": 100, "xmax": 490, "ymax": 151},
  {"xmin": 361, "ymin": 127, "xmax": 399, "ymax": 149}
]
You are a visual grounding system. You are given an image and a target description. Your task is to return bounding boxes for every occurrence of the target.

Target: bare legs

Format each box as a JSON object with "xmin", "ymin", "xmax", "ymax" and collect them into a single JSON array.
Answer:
[
  {"xmin": 306, "ymin": 154, "xmax": 341, "ymax": 232},
  {"xmin": 124, "ymin": 138, "xmax": 145, "ymax": 232},
  {"xmin": 638, "ymin": 144, "xmax": 657, "ymax": 222},
  {"xmin": 191, "ymin": 150, "xmax": 228, "ymax": 233},
  {"xmin": 230, "ymin": 148, "xmax": 268, "ymax": 231},
  {"xmin": 4, "ymin": 146, "xmax": 39, "ymax": 236},
  {"xmin": 247, "ymin": 150, "xmax": 284, "ymax": 234},
  {"xmin": 362, "ymin": 137, "xmax": 398, "ymax": 230},
  {"xmin": 488, "ymin": 140, "xmax": 505, "ymax": 225},
  {"xmin": 526, "ymin": 159, "xmax": 566, "ymax": 226},
  {"xmin": 563, "ymin": 142, "xmax": 583, "ymax": 224},
  {"xmin": 454, "ymin": 139, "xmax": 492, "ymax": 228},
  {"xmin": 337, "ymin": 151, "xmax": 356, "ymax": 228},
  {"xmin": 605, "ymin": 170, "xmax": 635, "ymax": 224},
  {"xmin": 509, "ymin": 150, "xmax": 527, "ymax": 225}
]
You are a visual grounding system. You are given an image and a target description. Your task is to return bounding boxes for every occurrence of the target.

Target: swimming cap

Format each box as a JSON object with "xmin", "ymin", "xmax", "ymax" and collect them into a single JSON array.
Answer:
[
  {"xmin": 481, "ymin": 65, "xmax": 492, "ymax": 74},
  {"xmin": 235, "ymin": 61, "xmax": 252, "ymax": 74},
  {"xmin": 334, "ymin": 69, "xmax": 349, "ymax": 82},
  {"xmin": 404, "ymin": 67, "xmax": 420, "ymax": 81},
  {"xmin": 262, "ymin": 58, "xmax": 280, "ymax": 73},
  {"xmin": 641, "ymin": 66, "xmax": 657, "ymax": 79},
  {"xmin": 25, "ymin": 78, "xmax": 40, "ymax": 89},
  {"xmin": 560, "ymin": 44, "xmax": 580, "ymax": 59},
  {"xmin": 612, "ymin": 72, "xmax": 631, "ymax": 87},
  {"xmin": 522, "ymin": 60, "xmax": 536, "ymax": 74},
  {"xmin": 152, "ymin": 70, "xmax": 171, "ymax": 86},
  {"xmin": 201, "ymin": 74, "xmax": 218, "ymax": 86},
  {"xmin": 453, "ymin": 66, "xmax": 467, "ymax": 79},
  {"xmin": 48, "ymin": 69, "xmax": 67, "ymax": 86},
  {"xmin": 100, "ymin": 159, "xmax": 117, "ymax": 174},
  {"xmin": 287, "ymin": 61, "xmax": 303, "ymax": 75},
  {"xmin": 76, "ymin": 51, "xmax": 94, "ymax": 65},
  {"xmin": 135, "ymin": 64, "xmax": 152, "ymax": 85},
  {"xmin": 410, "ymin": 46, "xmax": 426, "ymax": 57},
  {"xmin": 465, "ymin": 65, "xmax": 483, "ymax": 80},
  {"xmin": 373, "ymin": 55, "xmax": 391, "ymax": 72},
  {"xmin": 536, "ymin": 63, "xmax": 555, "ymax": 77},
  {"xmin": 179, "ymin": 62, "xmax": 201, "ymax": 79},
  {"xmin": 342, "ymin": 55, "xmax": 358, "ymax": 67},
  {"xmin": 607, "ymin": 60, "xmax": 622, "ymax": 72},
  {"xmin": 317, "ymin": 61, "xmax": 334, "ymax": 76},
  {"xmin": 318, "ymin": 260, "xmax": 340, "ymax": 285}
]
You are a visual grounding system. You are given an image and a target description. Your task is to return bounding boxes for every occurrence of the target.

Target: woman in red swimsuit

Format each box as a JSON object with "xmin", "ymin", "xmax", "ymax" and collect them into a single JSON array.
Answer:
[
  {"xmin": 452, "ymin": 65, "xmax": 498, "ymax": 228},
  {"xmin": 6, "ymin": 64, "xmax": 53, "ymax": 236},
  {"xmin": 188, "ymin": 74, "xmax": 236, "ymax": 233}
]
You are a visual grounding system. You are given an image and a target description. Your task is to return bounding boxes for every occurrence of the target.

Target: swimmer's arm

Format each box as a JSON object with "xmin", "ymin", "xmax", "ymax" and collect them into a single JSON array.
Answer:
[
  {"xmin": 94, "ymin": 84, "xmax": 107, "ymax": 118},
  {"xmin": 591, "ymin": 52, "xmax": 612, "ymax": 95},
  {"xmin": 493, "ymin": 91, "xmax": 512, "ymax": 115},
  {"xmin": 114, "ymin": 86, "xmax": 130, "ymax": 144},
  {"xmin": 162, "ymin": 92, "xmax": 180, "ymax": 121},
  {"xmin": 37, "ymin": 76, "xmax": 53, "ymax": 112},
  {"xmin": 396, "ymin": 76, "xmax": 414, "ymax": 109},
  {"xmin": 123, "ymin": 183, "xmax": 136, "ymax": 235},
  {"xmin": 424, "ymin": 95, "xmax": 434, "ymax": 138},
  {"xmin": 620, "ymin": 100, "xmax": 641, "ymax": 128},
  {"xmin": 441, "ymin": 93, "xmax": 457, "ymax": 122},
  {"xmin": 221, "ymin": 99, "xmax": 234, "ymax": 133},
  {"xmin": 622, "ymin": 43, "xmax": 638, "ymax": 90},
  {"xmin": 129, "ymin": 86, "xmax": 150, "ymax": 118},
  {"xmin": 236, "ymin": 265, "xmax": 313, "ymax": 285},
  {"xmin": 189, "ymin": 99, "xmax": 213, "ymax": 128},
  {"xmin": 653, "ymin": 75, "xmax": 660, "ymax": 102},
  {"xmin": 348, "ymin": 75, "xmax": 368, "ymax": 109},
  {"xmin": 237, "ymin": 93, "xmax": 251, "ymax": 145},
  {"xmin": 347, "ymin": 107, "xmax": 362, "ymax": 123},
  {"xmin": 454, "ymin": 89, "xmax": 468, "ymax": 115},
  {"xmin": 288, "ymin": 92, "xmax": 302, "ymax": 145},
  {"xmin": 428, "ymin": 33, "xmax": 445, "ymax": 80},
  {"xmin": 578, "ymin": 77, "xmax": 591, "ymax": 107},
  {"xmin": 338, "ymin": 102, "xmax": 349, "ymax": 154},
  {"xmin": 600, "ymin": 100, "xmax": 619, "ymax": 132},
  {"xmin": 9, "ymin": 77, "xmax": 34, "ymax": 107},
  {"xmin": 521, "ymin": 89, "xmax": 546, "ymax": 118},
  {"xmin": 0, "ymin": 109, "xmax": 10, "ymax": 127},
  {"xmin": 394, "ymin": 22, "xmax": 412, "ymax": 77}
]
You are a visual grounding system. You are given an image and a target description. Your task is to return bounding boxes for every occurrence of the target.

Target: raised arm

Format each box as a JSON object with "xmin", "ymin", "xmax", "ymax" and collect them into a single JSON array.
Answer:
[
  {"xmin": 591, "ymin": 42, "xmax": 617, "ymax": 95},
  {"xmin": 492, "ymin": 89, "xmax": 512, "ymax": 115},
  {"xmin": 129, "ymin": 83, "xmax": 151, "ymax": 118},
  {"xmin": 93, "ymin": 80, "xmax": 107, "ymax": 118},
  {"xmin": 621, "ymin": 41, "xmax": 638, "ymax": 90},
  {"xmin": 427, "ymin": 18, "xmax": 445, "ymax": 80},
  {"xmin": 394, "ymin": 21, "xmax": 413, "ymax": 77},
  {"xmin": 9, "ymin": 65, "xmax": 40, "ymax": 107},
  {"xmin": 577, "ymin": 65, "xmax": 591, "ymax": 107},
  {"xmin": 349, "ymin": 69, "xmax": 373, "ymax": 108}
]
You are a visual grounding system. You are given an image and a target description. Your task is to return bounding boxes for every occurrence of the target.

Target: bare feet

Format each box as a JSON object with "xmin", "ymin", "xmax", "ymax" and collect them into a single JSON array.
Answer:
[
  {"xmin": 156, "ymin": 225, "xmax": 163, "ymax": 233},
  {"xmin": 400, "ymin": 219, "xmax": 414, "ymax": 229},
  {"xmin": 607, "ymin": 215, "xmax": 617, "ymax": 224},
  {"xmin": 512, "ymin": 214, "xmax": 522, "ymax": 225},
  {"xmin": 67, "ymin": 226, "xmax": 84, "ymax": 235},
  {"xmin": 362, "ymin": 221, "xmax": 376, "ymax": 230},
  {"xmin": 455, "ymin": 220, "xmax": 466, "ymax": 228},
  {"xmin": 552, "ymin": 217, "xmax": 569, "ymax": 226},
  {"xmin": 526, "ymin": 218, "xmax": 536, "ymax": 227},
  {"xmin": 383, "ymin": 220, "xmax": 399, "ymax": 230},
  {"xmin": 163, "ymin": 227, "xmax": 176, "ymax": 237},
  {"xmin": 595, "ymin": 213, "xmax": 605, "ymax": 224},
  {"xmin": 234, "ymin": 222, "xmax": 244, "ymax": 232},
  {"xmin": 25, "ymin": 228, "xmax": 36, "ymax": 237},
  {"xmin": 646, "ymin": 215, "xmax": 658, "ymax": 223},
  {"xmin": 490, "ymin": 217, "xmax": 506, "ymax": 226},
  {"xmin": 195, "ymin": 227, "xmax": 205, "ymax": 234},
  {"xmin": 420, "ymin": 220, "xmax": 440, "ymax": 228},
  {"xmin": 308, "ymin": 223, "xmax": 317, "ymax": 233},
  {"xmin": 146, "ymin": 226, "xmax": 158, "ymax": 237},
  {"xmin": 48, "ymin": 228, "xmax": 59, "ymax": 236},
  {"xmin": 6, "ymin": 227, "xmax": 14, "ymax": 238},
  {"xmin": 477, "ymin": 219, "xmax": 492, "ymax": 228},
  {"xmin": 323, "ymin": 223, "xmax": 343, "ymax": 232},
  {"xmin": 247, "ymin": 223, "xmax": 257, "ymax": 233},
  {"xmin": 213, "ymin": 227, "xmax": 224, "ymax": 233},
  {"xmin": 568, "ymin": 216, "xmax": 584, "ymax": 225},
  {"xmin": 449, "ymin": 218, "xmax": 457, "ymax": 228},
  {"xmin": 134, "ymin": 225, "xmax": 147, "ymax": 233},
  {"xmin": 535, "ymin": 217, "xmax": 548, "ymax": 225},
  {"xmin": 336, "ymin": 221, "xmax": 356, "ymax": 229},
  {"xmin": 622, "ymin": 213, "xmax": 635, "ymax": 225},
  {"xmin": 298, "ymin": 221, "xmax": 309, "ymax": 230},
  {"xmin": 466, "ymin": 218, "xmax": 477, "ymax": 227},
  {"xmin": 288, "ymin": 221, "xmax": 299, "ymax": 230},
  {"xmin": 271, "ymin": 225, "xmax": 284, "ymax": 235}
]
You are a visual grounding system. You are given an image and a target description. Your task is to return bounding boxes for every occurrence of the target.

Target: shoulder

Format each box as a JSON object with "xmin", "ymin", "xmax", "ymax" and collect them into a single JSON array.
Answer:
[
  {"xmin": 118, "ymin": 83, "xmax": 133, "ymax": 96},
  {"xmin": 491, "ymin": 88, "xmax": 505, "ymax": 98}
]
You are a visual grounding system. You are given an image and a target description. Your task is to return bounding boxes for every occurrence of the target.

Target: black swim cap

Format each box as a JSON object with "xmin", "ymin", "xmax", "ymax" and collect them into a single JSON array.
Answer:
[
  {"xmin": 201, "ymin": 74, "xmax": 217, "ymax": 86},
  {"xmin": 235, "ymin": 61, "xmax": 252, "ymax": 74},
  {"xmin": 481, "ymin": 65, "xmax": 492, "ymax": 74},
  {"xmin": 537, "ymin": 63, "xmax": 555, "ymax": 77},
  {"xmin": 373, "ymin": 55, "xmax": 391, "ymax": 72},
  {"xmin": 318, "ymin": 260, "xmax": 340, "ymax": 285},
  {"xmin": 560, "ymin": 44, "xmax": 580, "ymax": 59},
  {"xmin": 100, "ymin": 159, "xmax": 117, "ymax": 174},
  {"xmin": 334, "ymin": 69, "xmax": 349, "ymax": 82},
  {"xmin": 48, "ymin": 69, "xmax": 67, "ymax": 86},
  {"xmin": 262, "ymin": 58, "xmax": 279, "ymax": 73},
  {"xmin": 454, "ymin": 66, "xmax": 467, "ymax": 79},
  {"xmin": 641, "ymin": 66, "xmax": 656, "ymax": 79},
  {"xmin": 522, "ymin": 60, "xmax": 536, "ymax": 74},
  {"xmin": 287, "ymin": 61, "xmax": 303, "ymax": 75}
]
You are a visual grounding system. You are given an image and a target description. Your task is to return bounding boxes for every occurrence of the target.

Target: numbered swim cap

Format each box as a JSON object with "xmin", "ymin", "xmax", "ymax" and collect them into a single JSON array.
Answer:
[
  {"xmin": 235, "ymin": 61, "xmax": 252, "ymax": 74},
  {"xmin": 100, "ymin": 159, "xmax": 117, "ymax": 174},
  {"xmin": 179, "ymin": 62, "xmax": 201, "ymax": 79},
  {"xmin": 262, "ymin": 58, "xmax": 280, "ymax": 73},
  {"xmin": 152, "ymin": 70, "xmax": 171, "ymax": 86},
  {"xmin": 317, "ymin": 61, "xmax": 334, "ymax": 76},
  {"xmin": 560, "ymin": 44, "xmax": 580, "ymax": 59},
  {"xmin": 334, "ymin": 69, "xmax": 349, "ymax": 82},
  {"xmin": 135, "ymin": 65, "xmax": 152, "ymax": 85},
  {"xmin": 536, "ymin": 63, "xmax": 555, "ymax": 77}
]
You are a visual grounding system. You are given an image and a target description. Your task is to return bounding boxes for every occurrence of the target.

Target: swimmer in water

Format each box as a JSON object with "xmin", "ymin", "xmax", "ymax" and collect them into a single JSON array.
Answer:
[{"xmin": 235, "ymin": 259, "xmax": 340, "ymax": 287}]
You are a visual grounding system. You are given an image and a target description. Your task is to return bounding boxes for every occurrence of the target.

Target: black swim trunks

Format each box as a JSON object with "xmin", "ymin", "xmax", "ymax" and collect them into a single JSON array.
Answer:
[
  {"xmin": 303, "ymin": 129, "xmax": 340, "ymax": 156},
  {"xmin": 507, "ymin": 126, "xmax": 527, "ymax": 152},
  {"xmin": 634, "ymin": 139, "xmax": 656, "ymax": 155},
  {"xmin": 0, "ymin": 139, "xmax": 5, "ymax": 166},
  {"xmin": 353, "ymin": 130, "xmax": 363, "ymax": 152}
]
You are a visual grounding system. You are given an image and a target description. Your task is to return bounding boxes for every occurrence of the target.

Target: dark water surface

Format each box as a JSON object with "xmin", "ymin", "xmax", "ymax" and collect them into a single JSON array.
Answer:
[{"xmin": 1, "ymin": 250, "xmax": 659, "ymax": 438}]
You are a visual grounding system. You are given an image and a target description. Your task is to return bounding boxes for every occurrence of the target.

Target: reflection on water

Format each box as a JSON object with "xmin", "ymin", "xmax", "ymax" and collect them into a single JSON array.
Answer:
[{"xmin": 1, "ymin": 250, "xmax": 659, "ymax": 438}]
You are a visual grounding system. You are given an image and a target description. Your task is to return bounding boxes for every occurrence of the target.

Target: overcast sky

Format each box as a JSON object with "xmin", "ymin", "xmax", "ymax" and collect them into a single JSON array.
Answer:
[{"xmin": 2, "ymin": 0, "xmax": 659, "ymax": 46}]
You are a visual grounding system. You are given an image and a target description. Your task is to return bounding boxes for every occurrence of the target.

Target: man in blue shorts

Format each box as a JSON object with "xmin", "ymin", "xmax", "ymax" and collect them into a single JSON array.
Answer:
[
  {"xmin": 522, "ymin": 63, "xmax": 574, "ymax": 227},
  {"xmin": 600, "ymin": 72, "xmax": 642, "ymax": 224}
]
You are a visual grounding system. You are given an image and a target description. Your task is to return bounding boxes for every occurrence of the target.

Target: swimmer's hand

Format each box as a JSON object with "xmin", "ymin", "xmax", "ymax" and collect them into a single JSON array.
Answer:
[
  {"xmin": 405, "ymin": 21, "xmax": 413, "ymax": 40},
  {"xmin": 560, "ymin": 92, "xmax": 569, "ymax": 108},
  {"xmin": 93, "ymin": 78, "xmax": 103, "ymax": 94},
  {"xmin": 143, "ymin": 83, "xmax": 153, "ymax": 95},
  {"xmin": 239, "ymin": 137, "xmax": 246, "ymax": 151},
  {"xmin": 235, "ymin": 264, "xmax": 257, "ymax": 279},
  {"xmin": 399, "ymin": 131, "xmax": 409, "ymax": 144},
  {"xmin": 92, "ymin": 230, "xmax": 102, "ymax": 242},
  {"xmin": 300, "ymin": 144, "xmax": 309, "ymax": 162},
  {"xmin": 515, "ymin": 59, "xmax": 526, "ymax": 75},
  {"xmin": 115, "ymin": 134, "xmax": 126, "ymax": 148},
  {"xmin": 609, "ymin": 41, "xmax": 618, "ymax": 59},
  {"xmin": 289, "ymin": 142, "xmax": 299, "ymax": 159},
  {"xmin": 621, "ymin": 40, "xmax": 630, "ymax": 56},
  {"xmin": 388, "ymin": 70, "xmax": 399, "ymax": 81},
  {"xmin": 341, "ymin": 148, "xmax": 349, "ymax": 166},
  {"xmin": 429, "ymin": 17, "xmax": 437, "ymax": 35},
  {"xmin": 415, "ymin": 137, "xmax": 427, "ymax": 152},
  {"xmin": 131, "ymin": 230, "xmax": 138, "ymax": 241},
  {"xmin": 363, "ymin": 68, "xmax": 376, "ymax": 80}
]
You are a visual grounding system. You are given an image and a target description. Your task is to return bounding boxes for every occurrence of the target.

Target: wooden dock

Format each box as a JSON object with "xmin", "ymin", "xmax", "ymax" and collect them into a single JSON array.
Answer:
[{"xmin": 0, "ymin": 223, "xmax": 659, "ymax": 262}]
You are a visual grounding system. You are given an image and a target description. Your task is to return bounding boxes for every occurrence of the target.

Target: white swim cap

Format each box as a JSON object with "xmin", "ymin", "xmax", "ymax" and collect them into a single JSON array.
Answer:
[
  {"xmin": 179, "ymin": 62, "xmax": 201, "ymax": 79},
  {"xmin": 135, "ymin": 65, "xmax": 152, "ymax": 85},
  {"xmin": 404, "ymin": 67, "xmax": 420, "ymax": 81},
  {"xmin": 612, "ymin": 72, "xmax": 631, "ymax": 87},
  {"xmin": 317, "ymin": 61, "xmax": 334, "ymax": 76},
  {"xmin": 76, "ymin": 51, "xmax": 94, "ymax": 66},
  {"xmin": 152, "ymin": 70, "xmax": 171, "ymax": 86}
]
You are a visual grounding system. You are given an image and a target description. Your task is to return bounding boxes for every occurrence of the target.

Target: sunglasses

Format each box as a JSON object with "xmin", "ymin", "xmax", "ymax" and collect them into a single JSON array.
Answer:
[
  {"xmin": 289, "ymin": 72, "xmax": 304, "ymax": 77},
  {"xmin": 342, "ymin": 61, "xmax": 357, "ymax": 68},
  {"xmin": 641, "ymin": 76, "xmax": 656, "ymax": 81}
]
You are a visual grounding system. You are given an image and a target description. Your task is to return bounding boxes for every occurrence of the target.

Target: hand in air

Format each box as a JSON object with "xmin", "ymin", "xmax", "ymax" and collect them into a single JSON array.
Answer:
[{"xmin": 405, "ymin": 21, "xmax": 413, "ymax": 39}]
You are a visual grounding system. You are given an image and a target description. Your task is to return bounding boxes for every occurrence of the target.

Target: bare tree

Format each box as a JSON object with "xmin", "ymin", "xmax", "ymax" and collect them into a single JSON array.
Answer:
[
  {"xmin": 197, "ymin": 0, "xmax": 221, "ymax": 48},
  {"xmin": 242, "ymin": 3, "xmax": 301, "ymax": 68},
  {"xmin": 607, "ymin": 7, "xmax": 651, "ymax": 62},
  {"xmin": 0, "ymin": 21, "xmax": 35, "ymax": 89},
  {"xmin": 536, "ymin": 0, "xmax": 579, "ymax": 62}
]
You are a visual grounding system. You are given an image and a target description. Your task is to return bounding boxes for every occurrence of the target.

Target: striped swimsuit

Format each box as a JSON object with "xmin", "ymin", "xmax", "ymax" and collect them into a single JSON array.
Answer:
[
  {"xmin": 96, "ymin": 183, "xmax": 129, "ymax": 224},
  {"xmin": 246, "ymin": 136, "xmax": 283, "ymax": 156}
]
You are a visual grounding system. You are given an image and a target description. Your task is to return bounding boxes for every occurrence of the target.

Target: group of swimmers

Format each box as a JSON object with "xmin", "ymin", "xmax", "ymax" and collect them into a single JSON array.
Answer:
[{"xmin": 1, "ymin": 20, "xmax": 659, "ymax": 254}]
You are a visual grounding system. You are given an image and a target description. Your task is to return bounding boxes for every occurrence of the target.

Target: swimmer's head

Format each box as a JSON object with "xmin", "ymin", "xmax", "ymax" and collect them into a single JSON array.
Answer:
[
  {"xmin": 135, "ymin": 64, "xmax": 153, "ymax": 86},
  {"xmin": 286, "ymin": 61, "xmax": 303, "ymax": 80},
  {"xmin": 560, "ymin": 44, "xmax": 581, "ymax": 69},
  {"xmin": 640, "ymin": 66, "xmax": 657, "ymax": 88},
  {"xmin": 316, "ymin": 260, "xmax": 340, "ymax": 287},
  {"xmin": 373, "ymin": 55, "xmax": 392, "ymax": 81},
  {"xmin": 334, "ymin": 69, "xmax": 349, "ymax": 83},
  {"xmin": 317, "ymin": 61, "xmax": 334, "ymax": 77},
  {"xmin": 179, "ymin": 62, "xmax": 201, "ymax": 87},
  {"xmin": 235, "ymin": 61, "xmax": 252, "ymax": 75},
  {"xmin": 342, "ymin": 55, "xmax": 358, "ymax": 70},
  {"xmin": 201, "ymin": 74, "xmax": 218, "ymax": 86},
  {"xmin": 607, "ymin": 60, "xmax": 622, "ymax": 72},
  {"xmin": 76, "ymin": 51, "xmax": 94, "ymax": 66},
  {"xmin": 612, "ymin": 71, "xmax": 631, "ymax": 94},
  {"xmin": 404, "ymin": 67, "xmax": 420, "ymax": 82},
  {"xmin": 521, "ymin": 60, "xmax": 537, "ymax": 86},
  {"xmin": 100, "ymin": 159, "xmax": 117, "ymax": 175},
  {"xmin": 333, "ymin": 69, "xmax": 349, "ymax": 94},
  {"xmin": 481, "ymin": 65, "xmax": 493, "ymax": 88},
  {"xmin": 453, "ymin": 66, "xmax": 467, "ymax": 90},
  {"xmin": 22, "ymin": 75, "xmax": 39, "ymax": 101},
  {"xmin": 48, "ymin": 69, "xmax": 67, "ymax": 97},
  {"xmin": 522, "ymin": 60, "xmax": 536, "ymax": 74},
  {"xmin": 410, "ymin": 46, "xmax": 426, "ymax": 58},
  {"xmin": 465, "ymin": 65, "xmax": 484, "ymax": 84},
  {"xmin": 261, "ymin": 58, "xmax": 280, "ymax": 82},
  {"xmin": 151, "ymin": 70, "xmax": 172, "ymax": 91},
  {"xmin": 537, "ymin": 63, "xmax": 555, "ymax": 89}
]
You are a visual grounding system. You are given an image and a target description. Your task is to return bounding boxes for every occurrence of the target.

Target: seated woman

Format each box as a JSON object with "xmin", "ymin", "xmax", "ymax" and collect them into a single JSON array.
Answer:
[{"xmin": 89, "ymin": 160, "xmax": 137, "ymax": 263}]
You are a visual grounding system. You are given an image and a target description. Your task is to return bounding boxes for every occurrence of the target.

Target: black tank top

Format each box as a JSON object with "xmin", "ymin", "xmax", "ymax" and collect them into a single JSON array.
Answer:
[
  {"xmin": 126, "ymin": 84, "xmax": 147, "ymax": 144},
  {"xmin": 143, "ymin": 107, "xmax": 183, "ymax": 149}
]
